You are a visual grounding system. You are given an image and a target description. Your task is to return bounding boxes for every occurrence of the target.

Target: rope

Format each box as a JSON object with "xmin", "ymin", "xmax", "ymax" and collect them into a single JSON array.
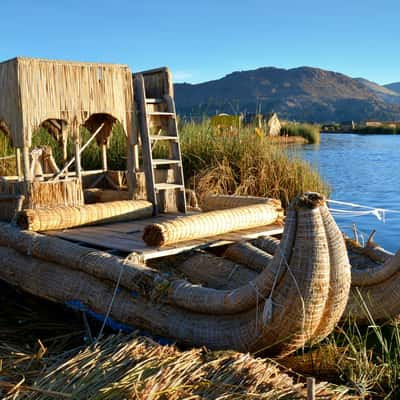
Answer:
[
  {"xmin": 96, "ymin": 257, "xmax": 126, "ymax": 341},
  {"xmin": 327, "ymin": 199, "xmax": 400, "ymax": 223},
  {"xmin": 249, "ymin": 281, "xmax": 264, "ymax": 334},
  {"xmin": 262, "ymin": 251, "xmax": 284, "ymax": 325}
]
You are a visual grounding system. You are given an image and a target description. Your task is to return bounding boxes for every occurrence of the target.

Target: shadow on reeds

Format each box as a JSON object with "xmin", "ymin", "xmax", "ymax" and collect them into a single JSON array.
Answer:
[{"xmin": 0, "ymin": 281, "xmax": 355, "ymax": 399}]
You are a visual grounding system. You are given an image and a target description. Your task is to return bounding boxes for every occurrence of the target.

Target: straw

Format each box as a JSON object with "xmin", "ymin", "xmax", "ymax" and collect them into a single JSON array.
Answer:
[
  {"xmin": 143, "ymin": 203, "xmax": 283, "ymax": 246},
  {"xmin": 17, "ymin": 200, "xmax": 153, "ymax": 231}
]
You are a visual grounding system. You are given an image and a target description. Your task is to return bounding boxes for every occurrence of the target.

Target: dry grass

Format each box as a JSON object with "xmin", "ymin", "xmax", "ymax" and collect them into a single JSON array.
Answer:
[
  {"xmin": 179, "ymin": 121, "xmax": 329, "ymax": 207},
  {"xmin": 0, "ymin": 282, "xmax": 355, "ymax": 400}
]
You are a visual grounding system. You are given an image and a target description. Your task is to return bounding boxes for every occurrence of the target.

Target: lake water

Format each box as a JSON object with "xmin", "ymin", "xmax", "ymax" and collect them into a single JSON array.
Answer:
[{"xmin": 297, "ymin": 133, "xmax": 400, "ymax": 252}]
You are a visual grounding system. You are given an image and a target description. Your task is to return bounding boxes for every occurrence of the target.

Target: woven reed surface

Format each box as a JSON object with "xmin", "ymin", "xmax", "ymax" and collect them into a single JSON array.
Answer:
[
  {"xmin": 30, "ymin": 179, "xmax": 84, "ymax": 208},
  {"xmin": 0, "ymin": 193, "xmax": 352, "ymax": 355},
  {"xmin": 0, "ymin": 222, "xmax": 157, "ymax": 298},
  {"xmin": 344, "ymin": 247, "xmax": 400, "ymax": 324},
  {"xmin": 347, "ymin": 239, "xmax": 398, "ymax": 286},
  {"xmin": 311, "ymin": 206, "xmax": 351, "ymax": 342},
  {"xmin": 200, "ymin": 194, "xmax": 282, "ymax": 212},
  {"xmin": 166, "ymin": 208, "xmax": 297, "ymax": 315},
  {"xmin": 143, "ymin": 203, "xmax": 280, "ymax": 247},
  {"xmin": 253, "ymin": 235, "xmax": 280, "ymax": 255},
  {"xmin": 0, "ymin": 178, "xmax": 84, "ymax": 210},
  {"xmin": 176, "ymin": 252, "xmax": 257, "ymax": 290},
  {"xmin": 0, "ymin": 57, "xmax": 133, "ymax": 147},
  {"xmin": 18, "ymin": 200, "xmax": 153, "ymax": 231},
  {"xmin": 224, "ymin": 242, "xmax": 273, "ymax": 273}
]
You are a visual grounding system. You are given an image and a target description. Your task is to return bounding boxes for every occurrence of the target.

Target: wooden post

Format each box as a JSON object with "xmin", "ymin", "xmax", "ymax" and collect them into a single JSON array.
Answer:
[
  {"xmin": 133, "ymin": 144, "xmax": 139, "ymax": 170},
  {"xmin": 74, "ymin": 139, "xmax": 82, "ymax": 179},
  {"xmin": 307, "ymin": 377, "xmax": 315, "ymax": 400},
  {"xmin": 22, "ymin": 146, "xmax": 31, "ymax": 182},
  {"xmin": 15, "ymin": 148, "xmax": 22, "ymax": 180},
  {"xmin": 126, "ymin": 144, "xmax": 136, "ymax": 200},
  {"xmin": 101, "ymin": 143, "xmax": 108, "ymax": 172}
]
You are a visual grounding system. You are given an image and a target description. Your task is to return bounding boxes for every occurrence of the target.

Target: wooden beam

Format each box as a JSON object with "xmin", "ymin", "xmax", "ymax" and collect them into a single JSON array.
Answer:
[
  {"xmin": 15, "ymin": 147, "xmax": 22, "ymax": 180},
  {"xmin": 22, "ymin": 146, "xmax": 31, "ymax": 182},
  {"xmin": 101, "ymin": 143, "xmax": 108, "ymax": 171},
  {"xmin": 52, "ymin": 123, "xmax": 105, "ymax": 181}
]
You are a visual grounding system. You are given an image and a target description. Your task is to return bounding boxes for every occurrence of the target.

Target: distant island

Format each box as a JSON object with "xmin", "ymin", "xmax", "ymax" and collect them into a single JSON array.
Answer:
[
  {"xmin": 322, "ymin": 120, "xmax": 400, "ymax": 134},
  {"xmin": 174, "ymin": 66, "xmax": 400, "ymax": 123}
]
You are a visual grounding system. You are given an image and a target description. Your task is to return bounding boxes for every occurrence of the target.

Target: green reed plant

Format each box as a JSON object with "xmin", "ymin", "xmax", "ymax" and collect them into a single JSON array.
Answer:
[
  {"xmin": 280, "ymin": 121, "xmax": 320, "ymax": 144},
  {"xmin": 179, "ymin": 119, "xmax": 329, "ymax": 207},
  {"xmin": 287, "ymin": 290, "xmax": 400, "ymax": 398}
]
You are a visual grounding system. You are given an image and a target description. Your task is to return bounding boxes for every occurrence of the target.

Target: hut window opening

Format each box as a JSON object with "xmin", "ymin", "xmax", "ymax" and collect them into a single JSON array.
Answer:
[
  {"xmin": 81, "ymin": 114, "xmax": 129, "ymax": 203},
  {"xmin": 31, "ymin": 120, "xmax": 67, "ymax": 181},
  {"xmin": 0, "ymin": 122, "xmax": 16, "ymax": 177}
]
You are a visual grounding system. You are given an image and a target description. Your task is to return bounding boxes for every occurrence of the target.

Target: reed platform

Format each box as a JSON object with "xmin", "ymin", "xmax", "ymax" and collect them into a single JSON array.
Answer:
[{"xmin": 45, "ymin": 212, "xmax": 284, "ymax": 262}]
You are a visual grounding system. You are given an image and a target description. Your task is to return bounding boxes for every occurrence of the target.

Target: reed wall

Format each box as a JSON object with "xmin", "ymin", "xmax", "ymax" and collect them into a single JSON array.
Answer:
[{"xmin": 0, "ymin": 57, "xmax": 135, "ymax": 147}]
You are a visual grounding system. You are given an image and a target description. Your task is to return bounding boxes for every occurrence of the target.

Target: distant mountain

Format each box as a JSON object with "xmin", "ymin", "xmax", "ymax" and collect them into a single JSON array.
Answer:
[
  {"xmin": 355, "ymin": 78, "xmax": 400, "ymax": 105},
  {"xmin": 174, "ymin": 67, "xmax": 400, "ymax": 122},
  {"xmin": 385, "ymin": 82, "xmax": 400, "ymax": 95}
]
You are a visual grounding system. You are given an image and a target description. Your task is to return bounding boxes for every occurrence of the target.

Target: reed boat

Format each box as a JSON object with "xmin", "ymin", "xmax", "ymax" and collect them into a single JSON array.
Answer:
[
  {"xmin": 0, "ymin": 192, "xmax": 352, "ymax": 357},
  {"xmin": 0, "ymin": 57, "xmax": 353, "ymax": 356},
  {"xmin": 224, "ymin": 226, "xmax": 400, "ymax": 326},
  {"xmin": 343, "ymin": 236, "xmax": 400, "ymax": 323}
]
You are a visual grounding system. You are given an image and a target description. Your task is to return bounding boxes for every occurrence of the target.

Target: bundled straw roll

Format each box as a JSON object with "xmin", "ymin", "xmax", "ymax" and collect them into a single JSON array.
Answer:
[
  {"xmin": 224, "ymin": 241, "xmax": 273, "ymax": 273},
  {"xmin": 253, "ymin": 235, "xmax": 280, "ymax": 255},
  {"xmin": 201, "ymin": 194, "xmax": 282, "ymax": 212},
  {"xmin": 143, "ymin": 203, "xmax": 283, "ymax": 247},
  {"xmin": 18, "ymin": 200, "xmax": 153, "ymax": 231},
  {"xmin": 176, "ymin": 252, "xmax": 257, "ymax": 289}
]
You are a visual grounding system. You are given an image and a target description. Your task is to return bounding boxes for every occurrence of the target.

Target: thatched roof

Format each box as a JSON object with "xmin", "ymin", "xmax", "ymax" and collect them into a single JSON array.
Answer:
[{"xmin": 0, "ymin": 57, "xmax": 134, "ymax": 147}]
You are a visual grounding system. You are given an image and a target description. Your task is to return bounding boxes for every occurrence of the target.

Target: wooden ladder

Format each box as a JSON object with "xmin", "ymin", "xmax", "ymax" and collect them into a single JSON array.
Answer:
[{"xmin": 133, "ymin": 67, "xmax": 186, "ymax": 215}]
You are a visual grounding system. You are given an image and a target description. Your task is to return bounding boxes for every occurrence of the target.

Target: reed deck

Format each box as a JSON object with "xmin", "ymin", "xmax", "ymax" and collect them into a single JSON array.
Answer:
[{"xmin": 45, "ymin": 213, "xmax": 283, "ymax": 262}]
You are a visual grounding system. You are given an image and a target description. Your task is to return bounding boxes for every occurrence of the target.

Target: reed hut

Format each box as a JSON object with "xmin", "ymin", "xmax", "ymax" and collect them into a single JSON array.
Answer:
[{"xmin": 0, "ymin": 57, "xmax": 137, "ymax": 219}]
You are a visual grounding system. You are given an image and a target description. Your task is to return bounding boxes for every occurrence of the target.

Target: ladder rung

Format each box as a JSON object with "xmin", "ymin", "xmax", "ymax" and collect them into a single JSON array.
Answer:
[
  {"xmin": 147, "ymin": 112, "xmax": 175, "ymax": 117},
  {"xmin": 152, "ymin": 159, "xmax": 181, "ymax": 166},
  {"xmin": 146, "ymin": 98, "xmax": 164, "ymax": 104},
  {"xmin": 149, "ymin": 135, "xmax": 178, "ymax": 141},
  {"xmin": 155, "ymin": 183, "xmax": 185, "ymax": 191}
]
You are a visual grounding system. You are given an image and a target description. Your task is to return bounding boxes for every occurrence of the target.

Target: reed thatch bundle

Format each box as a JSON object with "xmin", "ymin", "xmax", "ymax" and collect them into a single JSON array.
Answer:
[
  {"xmin": 0, "ymin": 222, "xmax": 159, "ymax": 298},
  {"xmin": 253, "ymin": 235, "xmax": 280, "ymax": 255},
  {"xmin": 176, "ymin": 252, "xmax": 257, "ymax": 289},
  {"xmin": 224, "ymin": 241, "xmax": 273, "ymax": 273},
  {"xmin": 143, "ymin": 203, "xmax": 283, "ymax": 246},
  {"xmin": 343, "ymin": 239, "xmax": 400, "ymax": 324},
  {"xmin": 200, "ymin": 194, "xmax": 282, "ymax": 212},
  {"xmin": 0, "ymin": 193, "xmax": 351, "ymax": 356},
  {"xmin": 14, "ymin": 333, "xmax": 347, "ymax": 400},
  {"xmin": 0, "ymin": 58, "xmax": 133, "ymax": 148},
  {"xmin": 17, "ymin": 200, "xmax": 153, "ymax": 231}
]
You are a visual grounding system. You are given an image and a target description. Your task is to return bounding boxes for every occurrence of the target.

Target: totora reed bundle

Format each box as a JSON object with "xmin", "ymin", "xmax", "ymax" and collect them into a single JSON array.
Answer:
[
  {"xmin": 0, "ymin": 193, "xmax": 351, "ymax": 356},
  {"xmin": 143, "ymin": 203, "xmax": 284, "ymax": 246},
  {"xmin": 17, "ymin": 200, "xmax": 153, "ymax": 231},
  {"xmin": 200, "ymin": 194, "xmax": 283, "ymax": 212}
]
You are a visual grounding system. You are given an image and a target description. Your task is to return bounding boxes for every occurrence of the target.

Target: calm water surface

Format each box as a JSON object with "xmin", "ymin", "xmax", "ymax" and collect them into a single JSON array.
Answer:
[{"xmin": 297, "ymin": 134, "xmax": 400, "ymax": 252}]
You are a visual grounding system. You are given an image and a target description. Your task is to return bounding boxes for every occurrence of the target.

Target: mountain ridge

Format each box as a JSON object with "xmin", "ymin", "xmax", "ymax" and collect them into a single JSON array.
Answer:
[{"xmin": 174, "ymin": 66, "xmax": 400, "ymax": 122}]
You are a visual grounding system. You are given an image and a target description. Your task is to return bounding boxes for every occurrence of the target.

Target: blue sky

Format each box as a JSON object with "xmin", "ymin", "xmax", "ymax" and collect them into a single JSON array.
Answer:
[{"xmin": 2, "ymin": 0, "xmax": 399, "ymax": 84}]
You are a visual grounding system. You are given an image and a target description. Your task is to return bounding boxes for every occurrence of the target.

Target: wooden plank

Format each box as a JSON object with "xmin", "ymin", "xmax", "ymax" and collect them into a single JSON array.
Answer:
[
  {"xmin": 46, "ymin": 230, "xmax": 139, "ymax": 252},
  {"xmin": 45, "ymin": 212, "xmax": 283, "ymax": 259}
]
